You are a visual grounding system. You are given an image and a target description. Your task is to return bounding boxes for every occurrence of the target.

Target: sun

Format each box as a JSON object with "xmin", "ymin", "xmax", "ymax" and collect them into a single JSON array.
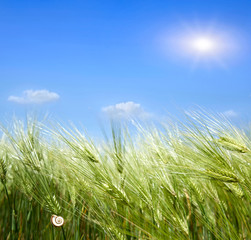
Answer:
[
  {"xmin": 190, "ymin": 37, "xmax": 217, "ymax": 53},
  {"xmin": 161, "ymin": 22, "xmax": 239, "ymax": 68},
  {"xmin": 185, "ymin": 34, "xmax": 222, "ymax": 58}
]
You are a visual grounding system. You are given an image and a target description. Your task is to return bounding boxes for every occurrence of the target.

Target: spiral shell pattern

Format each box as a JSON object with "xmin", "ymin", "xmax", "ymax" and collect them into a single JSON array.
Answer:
[{"xmin": 51, "ymin": 215, "xmax": 64, "ymax": 227}]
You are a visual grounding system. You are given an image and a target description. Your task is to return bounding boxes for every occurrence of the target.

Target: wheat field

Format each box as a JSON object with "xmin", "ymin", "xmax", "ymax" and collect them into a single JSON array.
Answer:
[{"xmin": 0, "ymin": 111, "xmax": 250, "ymax": 239}]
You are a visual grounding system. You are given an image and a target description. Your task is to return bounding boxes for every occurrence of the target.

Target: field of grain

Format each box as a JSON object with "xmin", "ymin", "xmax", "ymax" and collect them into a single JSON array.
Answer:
[{"xmin": 0, "ymin": 111, "xmax": 250, "ymax": 239}]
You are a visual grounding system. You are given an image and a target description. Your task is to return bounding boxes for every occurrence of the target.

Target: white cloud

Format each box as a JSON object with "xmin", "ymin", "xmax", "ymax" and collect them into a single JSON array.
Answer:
[
  {"xmin": 102, "ymin": 101, "xmax": 151, "ymax": 119},
  {"xmin": 8, "ymin": 89, "xmax": 60, "ymax": 104},
  {"xmin": 223, "ymin": 110, "xmax": 238, "ymax": 118}
]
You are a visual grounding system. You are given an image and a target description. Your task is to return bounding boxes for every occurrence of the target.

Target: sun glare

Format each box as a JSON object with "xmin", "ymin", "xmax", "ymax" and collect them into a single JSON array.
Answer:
[
  {"xmin": 161, "ymin": 22, "xmax": 240, "ymax": 68},
  {"xmin": 184, "ymin": 34, "xmax": 223, "ymax": 58},
  {"xmin": 191, "ymin": 37, "xmax": 216, "ymax": 53}
]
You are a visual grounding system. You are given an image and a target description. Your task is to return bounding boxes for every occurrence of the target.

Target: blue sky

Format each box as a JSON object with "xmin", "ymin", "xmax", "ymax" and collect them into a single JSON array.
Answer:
[{"xmin": 0, "ymin": 0, "xmax": 251, "ymax": 135}]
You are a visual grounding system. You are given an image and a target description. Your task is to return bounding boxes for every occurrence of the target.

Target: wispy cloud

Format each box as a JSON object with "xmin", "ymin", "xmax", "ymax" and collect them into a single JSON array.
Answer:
[
  {"xmin": 8, "ymin": 89, "xmax": 60, "ymax": 104},
  {"xmin": 102, "ymin": 101, "xmax": 151, "ymax": 119},
  {"xmin": 222, "ymin": 110, "xmax": 238, "ymax": 118}
]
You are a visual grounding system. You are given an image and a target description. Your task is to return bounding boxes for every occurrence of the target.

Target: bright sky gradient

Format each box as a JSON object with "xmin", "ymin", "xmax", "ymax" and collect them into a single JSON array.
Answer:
[{"xmin": 0, "ymin": 0, "xmax": 251, "ymax": 134}]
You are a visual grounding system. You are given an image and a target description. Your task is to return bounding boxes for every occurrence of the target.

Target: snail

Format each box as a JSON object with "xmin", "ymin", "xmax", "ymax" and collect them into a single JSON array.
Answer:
[{"xmin": 51, "ymin": 215, "xmax": 64, "ymax": 227}]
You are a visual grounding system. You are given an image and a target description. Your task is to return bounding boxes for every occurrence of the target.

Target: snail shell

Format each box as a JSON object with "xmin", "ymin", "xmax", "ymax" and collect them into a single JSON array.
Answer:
[{"xmin": 51, "ymin": 215, "xmax": 64, "ymax": 227}]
